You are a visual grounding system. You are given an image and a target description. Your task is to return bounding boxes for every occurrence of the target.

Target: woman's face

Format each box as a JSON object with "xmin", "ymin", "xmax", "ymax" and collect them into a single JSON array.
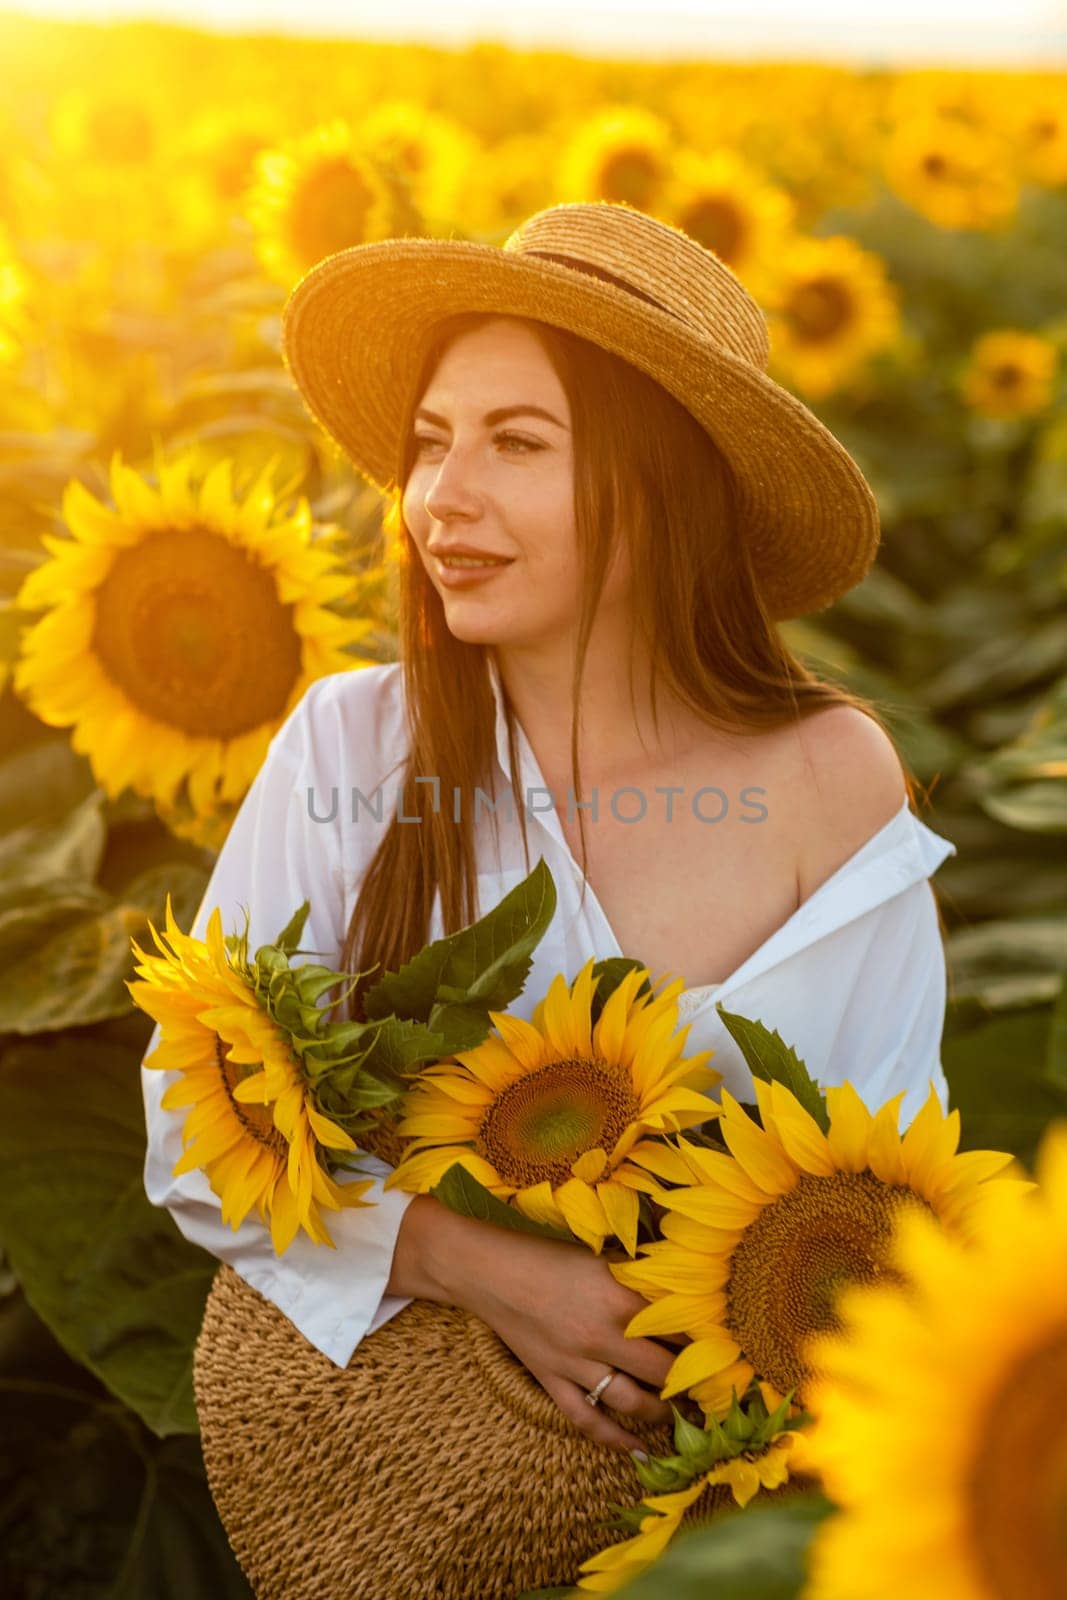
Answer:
[{"xmin": 402, "ymin": 316, "xmax": 629, "ymax": 650}]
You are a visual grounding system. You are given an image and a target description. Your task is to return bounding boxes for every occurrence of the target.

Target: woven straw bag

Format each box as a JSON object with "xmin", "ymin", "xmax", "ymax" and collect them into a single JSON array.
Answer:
[{"xmin": 194, "ymin": 1265, "xmax": 681, "ymax": 1600}]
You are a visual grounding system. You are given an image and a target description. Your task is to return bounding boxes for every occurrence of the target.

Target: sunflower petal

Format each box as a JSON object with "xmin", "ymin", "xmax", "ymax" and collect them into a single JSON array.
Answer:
[
  {"xmin": 305, "ymin": 1104, "xmax": 357, "ymax": 1150},
  {"xmin": 660, "ymin": 1334, "xmax": 743, "ymax": 1398},
  {"xmin": 866, "ymin": 1092, "xmax": 907, "ymax": 1185},
  {"xmin": 824, "ymin": 1081, "xmax": 873, "ymax": 1172},
  {"xmin": 625, "ymin": 1139, "xmax": 697, "ymax": 1185},
  {"xmin": 719, "ymin": 1091, "xmax": 798, "ymax": 1194},
  {"xmin": 490, "ymin": 1011, "xmax": 549, "ymax": 1073},
  {"xmin": 554, "ymin": 1178, "xmax": 610, "ymax": 1251},
  {"xmin": 898, "ymin": 1084, "xmax": 959, "ymax": 1190},
  {"xmin": 596, "ymin": 1178, "xmax": 640, "ymax": 1256},
  {"xmin": 514, "ymin": 1181, "xmax": 568, "ymax": 1230},
  {"xmin": 624, "ymin": 1292, "xmax": 719, "ymax": 1338},
  {"xmin": 765, "ymin": 1080, "xmax": 836, "ymax": 1175},
  {"xmin": 571, "ymin": 1146, "xmax": 609, "ymax": 1182}
]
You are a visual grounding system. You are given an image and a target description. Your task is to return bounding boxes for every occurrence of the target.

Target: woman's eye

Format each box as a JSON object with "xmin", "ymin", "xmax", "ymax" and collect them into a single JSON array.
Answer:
[
  {"xmin": 411, "ymin": 433, "xmax": 541, "ymax": 456},
  {"xmin": 496, "ymin": 432, "xmax": 541, "ymax": 454}
]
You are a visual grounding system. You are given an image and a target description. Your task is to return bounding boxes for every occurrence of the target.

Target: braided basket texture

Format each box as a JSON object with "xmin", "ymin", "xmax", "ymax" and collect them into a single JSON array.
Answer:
[{"xmin": 194, "ymin": 1263, "xmax": 675, "ymax": 1599}]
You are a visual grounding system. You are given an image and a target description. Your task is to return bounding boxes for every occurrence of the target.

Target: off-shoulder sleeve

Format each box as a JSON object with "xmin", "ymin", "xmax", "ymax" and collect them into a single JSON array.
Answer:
[
  {"xmin": 139, "ymin": 676, "xmax": 415, "ymax": 1369},
  {"xmin": 799, "ymin": 877, "xmax": 951, "ymax": 1123},
  {"xmin": 690, "ymin": 805, "xmax": 957, "ymax": 1125}
]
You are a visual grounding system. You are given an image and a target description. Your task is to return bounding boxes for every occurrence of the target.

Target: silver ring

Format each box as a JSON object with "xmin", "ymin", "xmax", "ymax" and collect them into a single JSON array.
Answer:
[{"xmin": 584, "ymin": 1368, "xmax": 617, "ymax": 1408}]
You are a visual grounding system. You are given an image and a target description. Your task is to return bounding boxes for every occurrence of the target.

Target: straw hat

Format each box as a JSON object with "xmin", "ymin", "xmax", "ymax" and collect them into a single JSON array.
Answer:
[{"xmin": 281, "ymin": 200, "xmax": 881, "ymax": 621}]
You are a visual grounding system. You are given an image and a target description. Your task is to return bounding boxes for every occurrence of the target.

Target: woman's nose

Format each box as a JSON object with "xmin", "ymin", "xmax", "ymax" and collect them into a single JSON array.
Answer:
[{"xmin": 423, "ymin": 444, "xmax": 483, "ymax": 521}]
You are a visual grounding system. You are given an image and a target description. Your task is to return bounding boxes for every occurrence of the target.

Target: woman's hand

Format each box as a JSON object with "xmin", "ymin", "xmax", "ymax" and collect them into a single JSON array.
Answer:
[
  {"xmin": 457, "ymin": 1227, "xmax": 685, "ymax": 1454},
  {"xmin": 395, "ymin": 1195, "xmax": 690, "ymax": 1454}
]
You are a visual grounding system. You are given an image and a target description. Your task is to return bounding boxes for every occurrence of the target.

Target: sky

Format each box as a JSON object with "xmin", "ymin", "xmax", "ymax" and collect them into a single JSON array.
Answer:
[{"xmin": 9, "ymin": 0, "xmax": 1067, "ymax": 64}]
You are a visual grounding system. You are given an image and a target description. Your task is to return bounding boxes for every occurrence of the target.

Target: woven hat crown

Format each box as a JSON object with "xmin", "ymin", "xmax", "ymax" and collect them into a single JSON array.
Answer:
[{"xmin": 504, "ymin": 203, "xmax": 771, "ymax": 371}]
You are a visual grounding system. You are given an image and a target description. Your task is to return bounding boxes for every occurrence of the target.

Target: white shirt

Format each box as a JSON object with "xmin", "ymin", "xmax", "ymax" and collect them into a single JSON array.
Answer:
[{"xmin": 141, "ymin": 660, "xmax": 957, "ymax": 1367}]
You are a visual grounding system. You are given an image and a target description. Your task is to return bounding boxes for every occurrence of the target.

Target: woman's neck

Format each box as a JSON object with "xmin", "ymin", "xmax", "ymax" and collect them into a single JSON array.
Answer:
[{"xmin": 491, "ymin": 635, "xmax": 716, "ymax": 790}]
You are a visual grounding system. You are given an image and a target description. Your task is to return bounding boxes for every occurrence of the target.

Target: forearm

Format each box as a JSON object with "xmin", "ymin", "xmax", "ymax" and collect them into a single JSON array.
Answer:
[{"xmin": 384, "ymin": 1192, "xmax": 504, "ymax": 1312}]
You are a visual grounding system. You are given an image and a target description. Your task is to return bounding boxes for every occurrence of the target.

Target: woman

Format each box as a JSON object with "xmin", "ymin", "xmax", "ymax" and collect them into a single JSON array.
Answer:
[{"xmin": 142, "ymin": 200, "xmax": 957, "ymax": 1461}]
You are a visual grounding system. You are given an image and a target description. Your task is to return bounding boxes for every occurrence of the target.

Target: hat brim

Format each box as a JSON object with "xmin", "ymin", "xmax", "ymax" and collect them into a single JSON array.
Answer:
[{"xmin": 281, "ymin": 237, "xmax": 880, "ymax": 620}]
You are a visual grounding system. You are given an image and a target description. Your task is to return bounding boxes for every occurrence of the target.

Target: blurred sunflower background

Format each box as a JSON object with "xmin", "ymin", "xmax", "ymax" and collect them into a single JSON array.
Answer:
[{"xmin": 0, "ymin": 6, "xmax": 1065, "ymax": 1596}]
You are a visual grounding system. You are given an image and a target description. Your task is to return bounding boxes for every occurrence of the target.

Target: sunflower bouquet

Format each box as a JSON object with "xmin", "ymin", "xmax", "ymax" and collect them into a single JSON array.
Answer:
[{"xmin": 130, "ymin": 855, "xmax": 1029, "ymax": 1596}]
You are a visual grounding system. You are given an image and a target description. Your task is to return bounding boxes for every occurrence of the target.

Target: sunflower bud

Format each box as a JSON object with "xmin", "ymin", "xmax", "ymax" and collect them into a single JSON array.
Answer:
[
  {"xmin": 633, "ymin": 1456, "xmax": 688, "ymax": 1493},
  {"xmin": 672, "ymin": 1406, "xmax": 715, "ymax": 1462}
]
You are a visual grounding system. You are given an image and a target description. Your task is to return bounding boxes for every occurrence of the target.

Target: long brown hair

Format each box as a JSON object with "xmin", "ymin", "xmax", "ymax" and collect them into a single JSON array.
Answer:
[{"xmin": 331, "ymin": 310, "xmax": 930, "ymax": 1023}]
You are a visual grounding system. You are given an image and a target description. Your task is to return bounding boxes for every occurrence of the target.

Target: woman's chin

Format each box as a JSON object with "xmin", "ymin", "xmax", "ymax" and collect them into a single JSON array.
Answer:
[
  {"xmin": 446, "ymin": 628, "xmax": 509, "ymax": 648},
  {"xmin": 441, "ymin": 611, "xmax": 516, "ymax": 646}
]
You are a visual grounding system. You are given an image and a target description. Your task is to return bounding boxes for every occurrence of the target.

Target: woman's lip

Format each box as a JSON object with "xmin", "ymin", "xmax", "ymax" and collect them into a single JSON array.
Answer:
[
  {"xmin": 432, "ymin": 553, "xmax": 513, "ymax": 564},
  {"xmin": 434, "ymin": 556, "xmax": 515, "ymax": 588}
]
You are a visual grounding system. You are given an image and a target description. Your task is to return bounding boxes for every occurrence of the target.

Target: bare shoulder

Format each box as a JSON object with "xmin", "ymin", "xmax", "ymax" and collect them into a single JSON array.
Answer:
[{"xmin": 786, "ymin": 705, "xmax": 909, "ymax": 900}]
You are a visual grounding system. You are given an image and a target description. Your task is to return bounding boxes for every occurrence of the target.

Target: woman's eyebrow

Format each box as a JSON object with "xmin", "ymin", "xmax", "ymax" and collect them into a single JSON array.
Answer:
[{"xmin": 413, "ymin": 404, "xmax": 569, "ymax": 429}]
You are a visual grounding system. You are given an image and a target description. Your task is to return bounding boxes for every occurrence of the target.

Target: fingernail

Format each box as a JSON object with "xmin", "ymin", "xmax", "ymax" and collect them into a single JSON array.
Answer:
[{"xmin": 630, "ymin": 1449, "xmax": 649, "ymax": 1464}]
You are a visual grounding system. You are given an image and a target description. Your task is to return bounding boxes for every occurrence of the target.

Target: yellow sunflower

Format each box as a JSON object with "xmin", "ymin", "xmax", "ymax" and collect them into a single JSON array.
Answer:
[
  {"xmin": 161, "ymin": 103, "xmax": 280, "ymax": 252},
  {"xmin": 800, "ymin": 1121, "xmax": 1067, "ymax": 1600},
  {"xmin": 959, "ymin": 329, "xmax": 1059, "ymax": 422},
  {"xmin": 12, "ymin": 449, "xmax": 369, "ymax": 833},
  {"xmin": 180, "ymin": 102, "xmax": 277, "ymax": 208},
  {"xmin": 660, "ymin": 148, "xmax": 794, "ymax": 292},
  {"xmin": 356, "ymin": 98, "xmax": 480, "ymax": 227},
  {"xmin": 129, "ymin": 894, "xmax": 376, "ymax": 1254},
  {"xmin": 611, "ymin": 1078, "xmax": 1023, "ymax": 1417},
  {"xmin": 1012, "ymin": 95, "xmax": 1067, "ymax": 188},
  {"xmin": 883, "ymin": 113, "xmax": 1018, "ymax": 231},
  {"xmin": 883, "ymin": 71, "xmax": 993, "ymax": 141},
  {"xmin": 455, "ymin": 131, "xmax": 548, "ymax": 239},
  {"xmin": 763, "ymin": 233, "xmax": 901, "ymax": 399},
  {"xmin": 556, "ymin": 105, "xmax": 675, "ymax": 212},
  {"xmin": 49, "ymin": 86, "xmax": 160, "ymax": 169},
  {"xmin": 382, "ymin": 960, "xmax": 721, "ymax": 1256},
  {"xmin": 245, "ymin": 117, "xmax": 400, "ymax": 287}
]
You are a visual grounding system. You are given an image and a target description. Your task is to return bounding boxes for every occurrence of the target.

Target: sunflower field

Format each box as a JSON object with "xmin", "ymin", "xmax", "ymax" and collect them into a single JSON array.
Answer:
[{"xmin": 0, "ymin": 9, "xmax": 1065, "ymax": 1597}]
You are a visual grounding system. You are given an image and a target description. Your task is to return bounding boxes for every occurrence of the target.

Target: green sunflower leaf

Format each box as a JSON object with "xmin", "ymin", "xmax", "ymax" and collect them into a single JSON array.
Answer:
[
  {"xmin": 360, "ymin": 857, "xmax": 557, "ymax": 1027},
  {"xmin": 0, "ymin": 1396, "xmax": 252, "ymax": 1599},
  {"xmin": 0, "ymin": 787, "xmax": 106, "ymax": 896},
  {"xmin": 1048, "ymin": 970, "xmax": 1067, "ymax": 1091},
  {"xmin": 290, "ymin": 961, "xmax": 366, "ymax": 1006},
  {"xmin": 0, "ymin": 1031, "xmax": 215, "ymax": 1437},
  {"xmin": 1, "ymin": 890, "xmax": 163, "ymax": 1035},
  {"xmin": 429, "ymin": 1162, "xmax": 576, "ymax": 1243},
  {"xmin": 425, "ymin": 1000, "xmax": 500, "ymax": 1057},
  {"xmin": 590, "ymin": 958, "xmax": 655, "ymax": 1022},
  {"xmin": 270, "ymin": 899, "xmax": 311, "ymax": 952},
  {"xmin": 713, "ymin": 1008, "xmax": 830, "ymax": 1134},
  {"xmin": 359, "ymin": 1015, "xmax": 450, "ymax": 1078},
  {"xmin": 606, "ymin": 1493, "xmax": 833, "ymax": 1599}
]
